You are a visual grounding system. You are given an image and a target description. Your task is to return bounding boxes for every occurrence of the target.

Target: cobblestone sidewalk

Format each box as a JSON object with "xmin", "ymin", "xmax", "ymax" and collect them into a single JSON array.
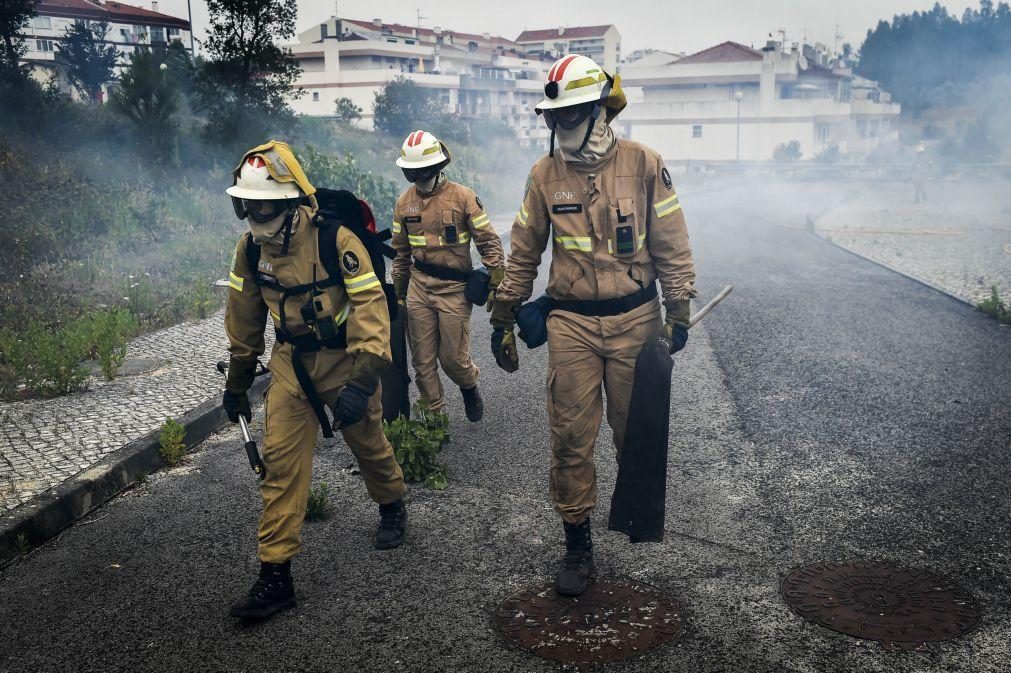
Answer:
[
  {"xmin": 0, "ymin": 310, "xmax": 272, "ymax": 511},
  {"xmin": 817, "ymin": 180, "xmax": 1011, "ymax": 305}
]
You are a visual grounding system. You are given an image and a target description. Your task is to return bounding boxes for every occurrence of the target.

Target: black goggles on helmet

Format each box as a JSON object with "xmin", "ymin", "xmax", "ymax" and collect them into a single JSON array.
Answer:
[
  {"xmin": 541, "ymin": 101, "xmax": 602, "ymax": 131},
  {"xmin": 233, "ymin": 198, "xmax": 293, "ymax": 223},
  {"xmin": 402, "ymin": 165, "xmax": 441, "ymax": 184}
]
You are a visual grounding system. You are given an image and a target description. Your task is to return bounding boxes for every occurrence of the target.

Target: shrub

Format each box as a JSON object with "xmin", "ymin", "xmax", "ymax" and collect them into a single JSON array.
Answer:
[
  {"xmin": 978, "ymin": 286, "xmax": 1010, "ymax": 325},
  {"xmin": 305, "ymin": 482, "xmax": 331, "ymax": 521},
  {"xmin": 89, "ymin": 308, "xmax": 137, "ymax": 380},
  {"xmin": 384, "ymin": 401, "xmax": 449, "ymax": 490},
  {"xmin": 0, "ymin": 318, "xmax": 92, "ymax": 400},
  {"xmin": 773, "ymin": 140, "xmax": 803, "ymax": 163},
  {"xmin": 190, "ymin": 281, "xmax": 216, "ymax": 320},
  {"xmin": 159, "ymin": 417, "xmax": 186, "ymax": 465}
]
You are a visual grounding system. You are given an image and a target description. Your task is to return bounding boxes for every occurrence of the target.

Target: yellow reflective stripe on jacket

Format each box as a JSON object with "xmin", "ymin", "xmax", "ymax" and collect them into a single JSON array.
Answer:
[
  {"xmin": 516, "ymin": 203, "xmax": 529, "ymax": 227},
  {"xmin": 438, "ymin": 231, "xmax": 471, "ymax": 246},
  {"xmin": 345, "ymin": 271, "xmax": 381, "ymax": 295},
  {"xmin": 270, "ymin": 309, "xmax": 280, "ymax": 323},
  {"xmin": 639, "ymin": 231, "xmax": 647, "ymax": 248},
  {"xmin": 471, "ymin": 212, "xmax": 490, "ymax": 229},
  {"xmin": 554, "ymin": 235, "xmax": 592, "ymax": 252},
  {"xmin": 392, "ymin": 221, "xmax": 402, "ymax": 233},
  {"xmin": 408, "ymin": 234, "xmax": 426, "ymax": 247},
  {"xmin": 654, "ymin": 193, "xmax": 681, "ymax": 219},
  {"xmin": 334, "ymin": 301, "xmax": 351, "ymax": 326},
  {"xmin": 228, "ymin": 271, "xmax": 244, "ymax": 292}
]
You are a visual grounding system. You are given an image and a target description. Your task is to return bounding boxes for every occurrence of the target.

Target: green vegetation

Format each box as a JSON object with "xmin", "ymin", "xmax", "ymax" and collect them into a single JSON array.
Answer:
[
  {"xmin": 978, "ymin": 286, "xmax": 1010, "ymax": 324},
  {"xmin": 57, "ymin": 20, "xmax": 119, "ymax": 104},
  {"xmin": 158, "ymin": 418, "xmax": 187, "ymax": 466},
  {"xmin": 14, "ymin": 532, "xmax": 30, "ymax": 555},
  {"xmin": 111, "ymin": 50, "xmax": 181, "ymax": 154},
  {"xmin": 89, "ymin": 308, "xmax": 136, "ymax": 381},
  {"xmin": 334, "ymin": 97, "xmax": 362, "ymax": 125},
  {"xmin": 385, "ymin": 402, "xmax": 450, "ymax": 490},
  {"xmin": 773, "ymin": 140, "xmax": 802, "ymax": 163},
  {"xmin": 305, "ymin": 482, "xmax": 332, "ymax": 521}
]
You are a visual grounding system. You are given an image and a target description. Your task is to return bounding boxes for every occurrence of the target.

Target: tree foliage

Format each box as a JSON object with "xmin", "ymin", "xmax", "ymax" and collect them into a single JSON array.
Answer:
[
  {"xmin": 372, "ymin": 77, "xmax": 444, "ymax": 138},
  {"xmin": 334, "ymin": 96, "xmax": 362, "ymax": 124},
  {"xmin": 111, "ymin": 50, "xmax": 180, "ymax": 153},
  {"xmin": 0, "ymin": 0, "xmax": 34, "ymax": 80},
  {"xmin": 857, "ymin": 1, "xmax": 1011, "ymax": 113},
  {"xmin": 196, "ymin": 0, "xmax": 302, "ymax": 147},
  {"xmin": 58, "ymin": 20, "xmax": 119, "ymax": 103}
]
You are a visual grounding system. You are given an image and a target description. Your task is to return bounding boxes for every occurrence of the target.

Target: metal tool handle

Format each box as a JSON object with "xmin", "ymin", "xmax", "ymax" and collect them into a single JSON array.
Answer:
[
  {"xmin": 689, "ymin": 285, "xmax": 733, "ymax": 328},
  {"xmin": 217, "ymin": 361, "xmax": 267, "ymax": 480}
]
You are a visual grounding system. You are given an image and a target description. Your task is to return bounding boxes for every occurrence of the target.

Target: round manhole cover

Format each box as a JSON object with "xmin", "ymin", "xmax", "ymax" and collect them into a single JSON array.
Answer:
[
  {"xmin": 495, "ymin": 579, "xmax": 684, "ymax": 664},
  {"xmin": 781, "ymin": 561, "xmax": 982, "ymax": 649}
]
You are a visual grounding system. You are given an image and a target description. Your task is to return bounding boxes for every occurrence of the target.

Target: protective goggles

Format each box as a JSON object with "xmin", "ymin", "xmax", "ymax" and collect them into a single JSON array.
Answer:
[
  {"xmin": 542, "ymin": 101, "xmax": 602, "ymax": 131},
  {"xmin": 402, "ymin": 166, "xmax": 441, "ymax": 184},
  {"xmin": 232, "ymin": 198, "xmax": 293, "ymax": 223}
]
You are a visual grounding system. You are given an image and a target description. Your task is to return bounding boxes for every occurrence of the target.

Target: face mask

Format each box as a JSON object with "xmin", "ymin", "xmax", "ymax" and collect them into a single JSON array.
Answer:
[
  {"xmin": 248, "ymin": 210, "xmax": 291, "ymax": 245},
  {"xmin": 414, "ymin": 173, "xmax": 440, "ymax": 193},
  {"xmin": 555, "ymin": 117, "xmax": 593, "ymax": 156}
]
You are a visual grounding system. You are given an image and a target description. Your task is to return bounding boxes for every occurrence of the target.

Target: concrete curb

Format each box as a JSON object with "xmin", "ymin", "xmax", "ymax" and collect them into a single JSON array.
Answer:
[
  {"xmin": 0, "ymin": 375, "xmax": 270, "ymax": 567},
  {"xmin": 810, "ymin": 221, "xmax": 977, "ymax": 309}
]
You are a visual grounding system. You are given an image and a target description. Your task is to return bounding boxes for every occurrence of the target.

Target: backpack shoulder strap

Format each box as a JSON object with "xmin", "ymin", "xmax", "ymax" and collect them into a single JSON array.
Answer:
[
  {"xmin": 244, "ymin": 233, "xmax": 261, "ymax": 272},
  {"xmin": 316, "ymin": 220, "xmax": 343, "ymax": 283}
]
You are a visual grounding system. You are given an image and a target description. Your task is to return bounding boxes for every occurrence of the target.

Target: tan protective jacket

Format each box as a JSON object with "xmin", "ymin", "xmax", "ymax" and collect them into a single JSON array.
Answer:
[
  {"xmin": 391, "ymin": 178, "xmax": 504, "ymax": 295},
  {"xmin": 225, "ymin": 206, "xmax": 391, "ymax": 398},
  {"xmin": 496, "ymin": 139, "xmax": 696, "ymax": 306}
]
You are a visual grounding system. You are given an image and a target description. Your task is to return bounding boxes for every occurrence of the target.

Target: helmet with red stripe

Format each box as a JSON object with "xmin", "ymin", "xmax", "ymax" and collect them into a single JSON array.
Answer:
[
  {"xmin": 536, "ymin": 54, "xmax": 610, "ymax": 111},
  {"xmin": 395, "ymin": 129, "xmax": 450, "ymax": 168}
]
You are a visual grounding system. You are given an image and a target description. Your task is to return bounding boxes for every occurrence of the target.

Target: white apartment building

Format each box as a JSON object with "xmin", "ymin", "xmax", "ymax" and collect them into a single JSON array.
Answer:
[
  {"xmin": 616, "ymin": 40, "xmax": 901, "ymax": 162},
  {"xmin": 514, "ymin": 25, "xmax": 621, "ymax": 73},
  {"xmin": 289, "ymin": 17, "xmax": 556, "ymax": 146},
  {"xmin": 21, "ymin": 0, "xmax": 191, "ymax": 99}
]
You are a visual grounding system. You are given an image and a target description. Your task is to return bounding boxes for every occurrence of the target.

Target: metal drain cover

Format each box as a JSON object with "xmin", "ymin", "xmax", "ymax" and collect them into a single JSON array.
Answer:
[
  {"xmin": 781, "ymin": 561, "xmax": 981, "ymax": 649},
  {"xmin": 495, "ymin": 579, "xmax": 684, "ymax": 664}
]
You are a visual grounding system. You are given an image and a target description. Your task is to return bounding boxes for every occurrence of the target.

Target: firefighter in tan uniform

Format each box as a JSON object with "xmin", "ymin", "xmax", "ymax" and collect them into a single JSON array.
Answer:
[
  {"xmin": 221, "ymin": 141, "xmax": 408, "ymax": 620},
  {"xmin": 391, "ymin": 130, "xmax": 505, "ymax": 421},
  {"xmin": 490, "ymin": 56, "xmax": 697, "ymax": 596}
]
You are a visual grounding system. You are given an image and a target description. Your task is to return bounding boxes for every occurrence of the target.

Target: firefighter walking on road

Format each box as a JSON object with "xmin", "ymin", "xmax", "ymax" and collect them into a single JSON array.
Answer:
[
  {"xmin": 490, "ymin": 55, "xmax": 697, "ymax": 596},
  {"xmin": 222, "ymin": 141, "xmax": 408, "ymax": 620},
  {"xmin": 391, "ymin": 130, "xmax": 505, "ymax": 421}
]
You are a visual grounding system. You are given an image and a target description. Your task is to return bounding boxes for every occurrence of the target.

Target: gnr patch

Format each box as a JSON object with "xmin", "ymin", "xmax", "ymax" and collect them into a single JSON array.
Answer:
[
  {"xmin": 661, "ymin": 167, "xmax": 673, "ymax": 190},
  {"xmin": 341, "ymin": 251, "xmax": 360, "ymax": 274}
]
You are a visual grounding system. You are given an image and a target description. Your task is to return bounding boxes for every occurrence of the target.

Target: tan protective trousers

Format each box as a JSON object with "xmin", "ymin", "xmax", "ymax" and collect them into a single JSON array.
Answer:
[
  {"xmin": 257, "ymin": 378, "xmax": 406, "ymax": 563},
  {"xmin": 546, "ymin": 299, "xmax": 662, "ymax": 525},
  {"xmin": 406, "ymin": 282, "xmax": 479, "ymax": 411}
]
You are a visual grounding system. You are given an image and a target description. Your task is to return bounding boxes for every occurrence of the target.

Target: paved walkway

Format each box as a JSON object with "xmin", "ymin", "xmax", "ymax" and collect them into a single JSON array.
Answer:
[{"xmin": 0, "ymin": 310, "xmax": 272, "ymax": 511}]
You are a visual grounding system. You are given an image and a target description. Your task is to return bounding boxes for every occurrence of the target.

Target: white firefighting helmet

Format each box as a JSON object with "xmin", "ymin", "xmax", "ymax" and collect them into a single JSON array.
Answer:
[
  {"xmin": 395, "ymin": 130, "xmax": 450, "ymax": 169},
  {"xmin": 536, "ymin": 54, "xmax": 610, "ymax": 112},
  {"xmin": 226, "ymin": 154, "xmax": 304, "ymax": 201}
]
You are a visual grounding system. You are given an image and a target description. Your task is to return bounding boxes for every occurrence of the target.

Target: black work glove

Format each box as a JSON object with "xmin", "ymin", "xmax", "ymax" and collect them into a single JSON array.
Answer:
[
  {"xmin": 332, "ymin": 382, "xmax": 371, "ymax": 429},
  {"xmin": 662, "ymin": 323, "xmax": 689, "ymax": 354},
  {"xmin": 490, "ymin": 327, "xmax": 519, "ymax": 373},
  {"xmin": 223, "ymin": 389, "xmax": 251, "ymax": 423}
]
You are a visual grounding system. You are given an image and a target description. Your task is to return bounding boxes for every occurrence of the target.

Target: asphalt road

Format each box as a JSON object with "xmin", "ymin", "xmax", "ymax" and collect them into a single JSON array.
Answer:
[{"xmin": 2, "ymin": 181, "xmax": 1009, "ymax": 673}]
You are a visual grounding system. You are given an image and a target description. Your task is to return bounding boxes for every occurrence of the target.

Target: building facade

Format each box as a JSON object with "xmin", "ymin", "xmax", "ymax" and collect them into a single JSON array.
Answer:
[
  {"xmin": 20, "ymin": 0, "xmax": 191, "ymax": 99},
  {"xmin": 289, "ymin": 17, "xmax": 558, "ymax": 146},
  {"xmin": 616, "ymin": 41, "xmax": 900, "ymax": 162},
  {"xmin": 514, "ymin": 25, "xmax": 620, "ymax": 73}
]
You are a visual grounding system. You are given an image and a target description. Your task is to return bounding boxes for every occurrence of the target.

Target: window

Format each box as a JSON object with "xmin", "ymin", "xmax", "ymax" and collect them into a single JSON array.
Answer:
[
  {"xmin": 32, "ymin": 16, "xmax": 52, "ymax": 29},
  {"xmin": 312, "ymin": 92, "xmax": 320, "ymax": 102},
  {"xmin": 168, "ymin": 28, "xmax": 179, "ymax": 36},
  {"xmin": 150, "ymin": 27, "xmax": 165, "ymax": 43},
  {"xmin": 35, "ymin": 39, "xmax": 55, "ymax": 52},
  {"xmin": 692, "ymin": 125, "xmax": 702, "ymax": 138},
  {"xmin": 816, "ymin": 123, "xmax": 830, "ymax": 143}
]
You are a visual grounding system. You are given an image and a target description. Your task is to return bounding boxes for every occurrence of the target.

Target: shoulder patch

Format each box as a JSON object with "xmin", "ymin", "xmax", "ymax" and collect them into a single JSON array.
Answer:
[
  {"xmin": 341, "ymin": 251, "xmax": 360, "ymax": 274},
  {"xmin": 475, "ymin": 196, "xmax": 483, "ymax": 211},
  {"xmin": 661, "ymin": 167, "xmax": 673, "ymax": 190}
]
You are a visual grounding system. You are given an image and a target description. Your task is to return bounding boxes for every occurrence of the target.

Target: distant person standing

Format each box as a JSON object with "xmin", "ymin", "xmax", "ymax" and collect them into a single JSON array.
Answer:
[{"xmin": 913, "ymin": 144, "xmax": 931, "ymax": 203}]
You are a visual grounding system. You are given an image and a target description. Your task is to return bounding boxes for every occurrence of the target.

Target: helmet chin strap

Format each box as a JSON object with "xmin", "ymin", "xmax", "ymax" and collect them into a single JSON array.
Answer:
[{"xmin": 279, "ymin": 210, "xmax": 295, "ymax": 255}]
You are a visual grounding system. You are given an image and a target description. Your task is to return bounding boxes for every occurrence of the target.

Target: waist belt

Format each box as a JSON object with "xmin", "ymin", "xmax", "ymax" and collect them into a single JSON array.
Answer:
[
  {"xmin": 550, "ymin": 283, "xmax": 658, "ymax": 317},
  {"xmin": 413, "ymin": 259, "xmax": 470, "ymax": 283},
  {"xmin": 274, "ymin": 327, "xmax": 348, "ymax": 438}
]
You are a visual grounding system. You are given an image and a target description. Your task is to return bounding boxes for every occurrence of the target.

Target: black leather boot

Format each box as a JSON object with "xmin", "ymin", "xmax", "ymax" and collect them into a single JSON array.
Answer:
[
  {"xmin": 375, "ymin": 498, "xmax": 407, "ymax": 549},
  {"xmin": 229, "ymin": 560, "xmax": 296, "ymax": 619},
  {"xmin": 460, "ymin": 385, "xmax": 484, "ymax": 422},
  {"xmin": 555, "ymin": 518, "xmax": 594, "ymax": 596}
]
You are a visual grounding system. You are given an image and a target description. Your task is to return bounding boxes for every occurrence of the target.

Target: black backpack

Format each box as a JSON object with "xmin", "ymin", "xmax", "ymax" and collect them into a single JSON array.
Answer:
[{"xmin": 244, "ymin": 188, "xmax": 399, "ymax": 320}]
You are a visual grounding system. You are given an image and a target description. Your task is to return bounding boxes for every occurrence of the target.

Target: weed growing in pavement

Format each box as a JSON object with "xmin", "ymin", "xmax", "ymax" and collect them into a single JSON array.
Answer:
[
  {"xmin": 978, "ymin": 286, "xmax": 1010, "ymax": 324},
  {"xmin": 89, "ymin": 309, "xmax": 137, "ymax": 380},
  {"xmin": 191, "ymin": 281, "xmax": 216, "ymax": 320},
  {"xmin": 14, "ymin": 532, "xmax": 30, "ymax": 555},
  {"xmin": 384, "ymin": 401, "xmax": 450, "ymax": 490},
  {"xmin": 158, "ymin": 418, "xmax": 186, "ymax": 466},
  {"xmin": 0, "ymin": 319, "xmax": 92, "ymax": 400},
  {"xmin": 305, "ymin": 482, "xmax": 332, "ymax": 521}
]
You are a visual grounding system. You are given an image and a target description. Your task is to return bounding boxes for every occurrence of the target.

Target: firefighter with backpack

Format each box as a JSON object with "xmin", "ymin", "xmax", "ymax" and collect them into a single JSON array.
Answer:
[
  {"xmin": 222, "ymin": 140, "xmax": 408, "ymax": 620},
  {"xmin": 390, "ymin": 130, "xmax": 505, "ymax": 421}
]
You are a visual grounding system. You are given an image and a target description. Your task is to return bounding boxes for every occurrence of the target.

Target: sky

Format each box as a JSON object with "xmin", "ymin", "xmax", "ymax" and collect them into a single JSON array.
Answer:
[{"xmin": 157, "ymin": 0, "xmax": 977, "ymax": 57}]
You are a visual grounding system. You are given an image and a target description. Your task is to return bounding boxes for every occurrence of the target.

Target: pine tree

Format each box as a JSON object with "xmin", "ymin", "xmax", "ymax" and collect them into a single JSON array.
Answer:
[{"xmin": 57, "ymin": 20, "xmax": 119, "ymax": 104}]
